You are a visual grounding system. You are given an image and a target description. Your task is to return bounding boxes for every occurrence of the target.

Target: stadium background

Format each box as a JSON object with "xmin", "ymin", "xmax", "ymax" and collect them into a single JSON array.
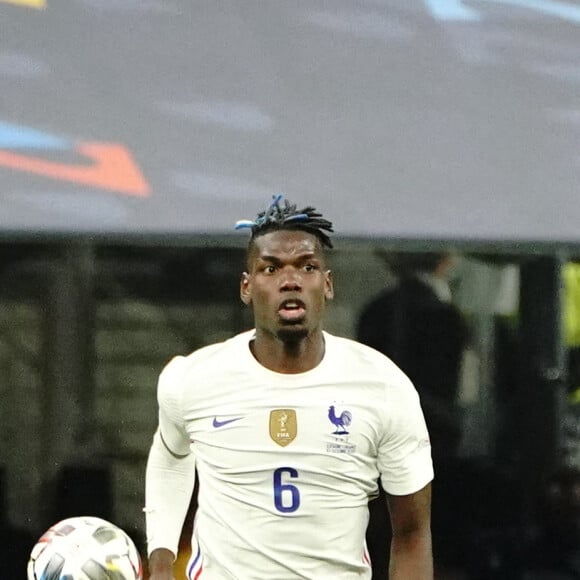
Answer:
[{"xmin": 1, "ymin": 0, "xmax": 580, "ymax": 577}]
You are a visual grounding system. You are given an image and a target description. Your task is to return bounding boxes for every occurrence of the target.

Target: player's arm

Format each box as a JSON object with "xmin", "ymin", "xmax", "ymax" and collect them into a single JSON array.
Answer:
[
  {"xmin": 145, "ymin": 430, "xmax": 195, "ymax": 579},
  {"xmin": 376, "ymin": 367, "xmax": 434, "ymax": 579},
  {"xmin": 387, "ymin": 483, "xmax": 433, "ymax": 580},
  {"xmin": 145, "ymin": 357, "xmax": 196, "ymax": 579}
]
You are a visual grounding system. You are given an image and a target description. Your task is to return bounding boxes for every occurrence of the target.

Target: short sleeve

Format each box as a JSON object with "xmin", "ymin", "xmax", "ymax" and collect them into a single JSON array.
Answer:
[{"xmin": 378, "ymin": 375, "xmax": 434, "ymax": 496}]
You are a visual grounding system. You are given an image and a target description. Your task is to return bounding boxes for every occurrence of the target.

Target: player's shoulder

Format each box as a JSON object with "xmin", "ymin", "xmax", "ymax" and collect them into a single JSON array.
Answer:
[
  {"xmin": 325, "ymin": 331, "xmax": 400, "ymax": 368},
  {"xmin": 325, "ymin": 332, "xmax": 414, "ymax": 388},
  {"xmin": 158, "ymin": 330, "xmax": 253, "ymax": 389}
]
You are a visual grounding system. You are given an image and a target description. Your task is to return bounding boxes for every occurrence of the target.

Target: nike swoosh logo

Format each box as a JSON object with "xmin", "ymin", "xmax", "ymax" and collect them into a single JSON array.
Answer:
[{"xmin": 212, "ymin": 417, "xmax": 243, "ymax": 428}]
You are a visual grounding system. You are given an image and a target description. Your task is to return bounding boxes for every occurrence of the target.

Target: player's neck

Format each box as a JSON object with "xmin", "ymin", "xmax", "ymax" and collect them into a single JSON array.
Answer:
[{"xmin": 250, "ymin": 331, "xmax": 325, "ymax": 374}]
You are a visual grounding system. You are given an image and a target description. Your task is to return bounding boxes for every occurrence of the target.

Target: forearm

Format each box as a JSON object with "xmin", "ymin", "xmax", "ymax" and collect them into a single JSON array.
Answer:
[
  {"xmin": 145, "ymin": 430, "xmax": 196, "ymax": 558},
  {"xmin": 389, "ymin": 527, "xmax": 433, "ymax": 580}
]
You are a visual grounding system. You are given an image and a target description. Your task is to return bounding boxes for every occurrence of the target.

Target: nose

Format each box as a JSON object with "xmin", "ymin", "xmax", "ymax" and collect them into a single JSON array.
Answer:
[{"xmin": 279, "ymin": 267, "xmax": 302, "ymax": 291}]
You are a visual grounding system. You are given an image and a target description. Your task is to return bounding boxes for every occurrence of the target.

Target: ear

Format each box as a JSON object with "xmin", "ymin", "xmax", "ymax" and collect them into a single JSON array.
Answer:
[
  {"xmin": 324, "ymin": 270, "xmax": 334, "ymax": 301},
  {"xmin": 240, "ymin": 272, "xmax": 252, "ymax": 305}
]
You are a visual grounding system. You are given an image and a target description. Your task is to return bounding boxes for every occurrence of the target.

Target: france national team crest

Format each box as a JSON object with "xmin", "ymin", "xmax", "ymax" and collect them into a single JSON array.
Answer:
[
  {"xmin": 328, "ymin": 405, "xmax": 352, "ymax": 435},
  {"xmin": 327, "ymin": 404, "xmax": 356, "ymax": 454},
  {"xmin": 269, "ymin": 409, "xmax": 297, "ymax": 447}
]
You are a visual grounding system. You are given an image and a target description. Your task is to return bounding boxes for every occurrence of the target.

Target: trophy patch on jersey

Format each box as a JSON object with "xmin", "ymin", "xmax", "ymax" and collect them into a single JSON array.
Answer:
[{"xmin": 269, "ymin": 409, "xmax": 297, "ymax": 447}]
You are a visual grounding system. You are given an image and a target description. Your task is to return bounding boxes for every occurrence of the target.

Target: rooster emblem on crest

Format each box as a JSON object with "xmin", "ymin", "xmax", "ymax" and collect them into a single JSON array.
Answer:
[{"xmin": 328, "ymin": 405, "xmax": 352, "ymax": 435}]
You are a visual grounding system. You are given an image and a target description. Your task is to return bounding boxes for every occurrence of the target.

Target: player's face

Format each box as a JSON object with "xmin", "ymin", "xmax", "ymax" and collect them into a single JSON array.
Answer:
[{"xmin": 240, "ymin": 230, "xmax": 334, "ymax": 342}]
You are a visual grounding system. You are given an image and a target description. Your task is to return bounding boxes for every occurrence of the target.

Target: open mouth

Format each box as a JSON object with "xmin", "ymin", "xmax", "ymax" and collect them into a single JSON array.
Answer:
[{"xmin": 278, "ymin": 299, "xmax": 306, "ymax": 321}]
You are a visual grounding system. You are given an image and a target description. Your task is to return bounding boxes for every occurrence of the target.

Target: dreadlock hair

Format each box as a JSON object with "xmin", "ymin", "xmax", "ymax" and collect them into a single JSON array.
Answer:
[{"xmin": 235, "ymin": 194, "xmax": 334, "ymax": 249}]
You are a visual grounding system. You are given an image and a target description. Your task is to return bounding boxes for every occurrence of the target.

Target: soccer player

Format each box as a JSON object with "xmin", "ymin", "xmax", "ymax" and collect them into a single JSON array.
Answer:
[{"xmin": 145, "ymin": 195, "xmax": 434, "ymax": 580}]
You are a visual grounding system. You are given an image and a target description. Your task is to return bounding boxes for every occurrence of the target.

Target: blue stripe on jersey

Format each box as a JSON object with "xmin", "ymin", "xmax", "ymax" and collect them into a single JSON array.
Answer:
[{"xmin": 187, "ymin": 543, "xmax": 203, "ymax": 579}]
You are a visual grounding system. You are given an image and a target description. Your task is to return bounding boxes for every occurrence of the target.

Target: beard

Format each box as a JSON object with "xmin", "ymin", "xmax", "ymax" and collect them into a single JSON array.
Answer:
[{"xmin": 276, "ymin": 323, "xmax": 309, "ymax": 344}]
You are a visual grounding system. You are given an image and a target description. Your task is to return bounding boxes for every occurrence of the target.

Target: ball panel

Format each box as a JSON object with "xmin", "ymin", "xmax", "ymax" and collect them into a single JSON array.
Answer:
[{"xmin": 43, "ymin": 552, "xmax": 65, "ymax": 578}]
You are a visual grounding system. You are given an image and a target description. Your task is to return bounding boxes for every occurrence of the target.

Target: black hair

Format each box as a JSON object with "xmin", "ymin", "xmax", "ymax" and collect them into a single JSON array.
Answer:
[{"xmin": 235, "ymin": 194, "xmax": 334, "ymax": 249}]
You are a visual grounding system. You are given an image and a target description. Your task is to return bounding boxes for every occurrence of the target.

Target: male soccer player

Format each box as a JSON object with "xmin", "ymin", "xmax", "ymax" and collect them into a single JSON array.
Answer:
[{"xmin": 145, "ymin": 195, "xmax": 434, "ymax": 579}]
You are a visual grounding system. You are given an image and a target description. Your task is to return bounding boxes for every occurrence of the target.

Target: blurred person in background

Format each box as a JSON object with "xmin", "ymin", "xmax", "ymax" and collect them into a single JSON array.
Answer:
[
  {"xmin": 357, "ymin": 251, "xmax": 468, "ymax": 467},
  {"xmin": 357, "ymin": 251, "xmax": 469, "ymax": 579}
]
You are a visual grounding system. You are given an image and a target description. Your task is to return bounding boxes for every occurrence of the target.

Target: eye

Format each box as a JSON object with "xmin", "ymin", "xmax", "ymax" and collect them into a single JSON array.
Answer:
[
  {"xmin": 304, "ymin": 263, "xmax": 317, "ymax": 272},
  {"xmin": 263, "ymin": 265, "xmax": 277, "ymax": 274}
]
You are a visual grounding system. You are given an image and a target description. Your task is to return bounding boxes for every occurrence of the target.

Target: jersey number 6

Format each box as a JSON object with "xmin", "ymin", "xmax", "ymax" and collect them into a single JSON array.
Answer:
[{"xmin": 273, "ymin": 467, "xmax": 300, "ymax": 513}]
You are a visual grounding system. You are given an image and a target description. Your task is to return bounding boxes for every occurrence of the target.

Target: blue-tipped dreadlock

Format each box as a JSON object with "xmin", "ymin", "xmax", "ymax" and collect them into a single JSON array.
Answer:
[{"xmin": 235, "ymin": 194, "xmax": 334, "ymax": 248}]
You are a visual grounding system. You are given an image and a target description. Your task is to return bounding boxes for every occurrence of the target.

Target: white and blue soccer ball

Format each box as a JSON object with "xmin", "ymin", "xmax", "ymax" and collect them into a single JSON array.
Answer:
[{"xmin": 27, "ymin": 516, "xmax": 143, "ymax": 580}]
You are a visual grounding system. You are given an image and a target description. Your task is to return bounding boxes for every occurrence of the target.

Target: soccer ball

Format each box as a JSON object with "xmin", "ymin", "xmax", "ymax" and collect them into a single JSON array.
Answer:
[{"xmin": 27, "ymin": 516, "xmax": 143, "ymax": 580}]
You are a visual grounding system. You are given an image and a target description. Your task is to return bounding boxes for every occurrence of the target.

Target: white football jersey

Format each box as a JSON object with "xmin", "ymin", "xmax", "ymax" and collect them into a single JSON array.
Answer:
[{"xmin": 158, "ymin": 330, "xmax": 433, "ymax": 580}]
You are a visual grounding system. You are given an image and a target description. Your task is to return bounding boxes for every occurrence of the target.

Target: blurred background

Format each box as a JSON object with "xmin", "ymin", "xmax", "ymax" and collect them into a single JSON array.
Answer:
[{"xmin": 1, "ymin": 1, "xmax": 580, "ymax": 578}]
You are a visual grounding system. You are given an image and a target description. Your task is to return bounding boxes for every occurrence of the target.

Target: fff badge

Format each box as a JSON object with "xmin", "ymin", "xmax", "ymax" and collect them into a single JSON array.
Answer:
[{"xmin": 269, "ymin": 409, "xmax": 297, "ymax": 447}]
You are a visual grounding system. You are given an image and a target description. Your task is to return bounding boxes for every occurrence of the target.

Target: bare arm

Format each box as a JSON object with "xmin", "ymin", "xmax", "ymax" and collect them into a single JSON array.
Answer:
[{"xmin": 387, "ymin": 483, "xmax": 433, "ymax": 580}]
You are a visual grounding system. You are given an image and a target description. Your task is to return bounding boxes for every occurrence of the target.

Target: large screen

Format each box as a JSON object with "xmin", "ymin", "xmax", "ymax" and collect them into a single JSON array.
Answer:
[{"xmin": 1, "ymin": 0, "xmax": 579, "ymax": 247}]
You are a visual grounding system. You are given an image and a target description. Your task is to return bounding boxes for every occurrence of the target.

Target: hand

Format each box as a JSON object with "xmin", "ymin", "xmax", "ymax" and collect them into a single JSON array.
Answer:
[
  {"xmin": 148, "ymin": 572, "xmax": 174, "ymax": 580},
  {"xmin": 148, "ymin": 548, "xmax": 175, "ymax": 580}
]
